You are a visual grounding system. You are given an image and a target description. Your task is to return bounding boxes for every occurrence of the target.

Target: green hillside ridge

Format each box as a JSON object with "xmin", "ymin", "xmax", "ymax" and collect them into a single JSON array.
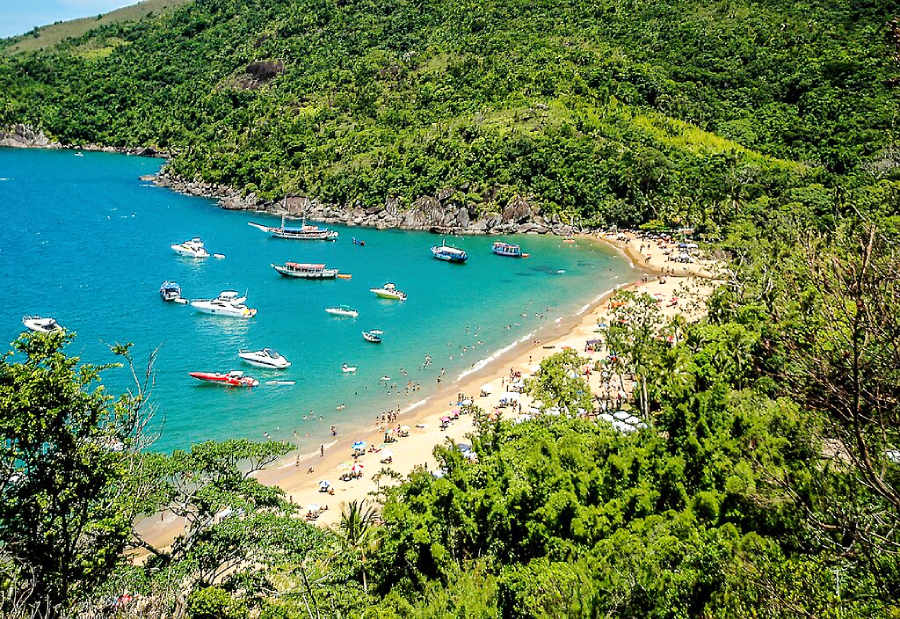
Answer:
[
  {"xmin": 1, "ymin": 0, "xmax": 897, "ymax": 226},
  {"xmin": 2, "ymin": 0, "xmax": 191, "ymax": 55}
]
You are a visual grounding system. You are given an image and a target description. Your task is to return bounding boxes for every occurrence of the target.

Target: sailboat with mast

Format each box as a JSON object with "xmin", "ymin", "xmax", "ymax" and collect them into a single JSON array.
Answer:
[{"xmin": 248, "ymin": 198, "xmax": 338, "ymax": 241}]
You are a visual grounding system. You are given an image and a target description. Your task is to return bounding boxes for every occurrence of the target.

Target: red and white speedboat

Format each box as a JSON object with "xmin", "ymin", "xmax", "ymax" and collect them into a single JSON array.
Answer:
[{"xmin": 189, "ymin": 370, "xmax": 259, "ymax": 387}]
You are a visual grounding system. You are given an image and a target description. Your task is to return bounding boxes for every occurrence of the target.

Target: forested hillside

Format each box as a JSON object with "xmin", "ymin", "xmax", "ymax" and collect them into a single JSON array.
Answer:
[{"xmin": 1, "ymin": 0, "xmax": 898, "ymax": 225}]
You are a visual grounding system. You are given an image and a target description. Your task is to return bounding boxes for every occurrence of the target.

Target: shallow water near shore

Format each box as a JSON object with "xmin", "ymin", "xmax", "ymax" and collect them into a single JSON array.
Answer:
[{"xmin": 0, "ymin": 148, "xmax": 633, "ymax": 453}]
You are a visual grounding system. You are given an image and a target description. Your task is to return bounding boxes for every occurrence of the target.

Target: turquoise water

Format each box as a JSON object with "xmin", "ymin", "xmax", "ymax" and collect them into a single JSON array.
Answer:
[{"xmin": 0, "ymin": 148, "xmax": 634, "ymax": 453}]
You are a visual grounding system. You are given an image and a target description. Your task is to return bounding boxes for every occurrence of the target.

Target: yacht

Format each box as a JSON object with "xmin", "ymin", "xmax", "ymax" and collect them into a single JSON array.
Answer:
[
  {"xmin": 239, "ymin": 348, "xmax": 291, "ymax": 369},
  {"xmin": 22, "ymin": 316, "xmax": 62, "ymax": 334},
  {"xmin": 189, "ymin": 370, "xmax": 259, "ymax": 387},
  {"xmin": 370, "ymin": 282, "xmax": 407, "ymax": 300},
  {"xmin": 272, "ymin": 262, "xmax": 339, "ymax": 278},
  {"xmin": 191, "ymin": 290, "xmax": 257, "ymax": 318},
  {"xmin": 171, "ymin": 237, "xmax": 210, "ymax": 258},
  {"xmin": 325, "ymin": 305, "xmax": 359, "ymax": 318},
  {"xmin": 342, "ymin": 363, "xmax": 358, "ymax": 373},
  {"xmin": 159, "ymin": 281, "xmax": 182, "ymax": 302}
]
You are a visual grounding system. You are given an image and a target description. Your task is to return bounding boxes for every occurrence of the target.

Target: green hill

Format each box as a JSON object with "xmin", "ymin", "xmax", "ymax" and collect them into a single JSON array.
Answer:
[
  {"xmin": 3, "ymin": 0, "xmax": 191, "ymax": 55},
  {"xmin": 0, "ymin": 0, "xmax": 897, "ymax": 226}
]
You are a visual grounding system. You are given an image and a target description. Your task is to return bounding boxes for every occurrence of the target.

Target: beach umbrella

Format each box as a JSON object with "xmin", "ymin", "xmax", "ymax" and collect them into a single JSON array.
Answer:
[
  {"xmin": 480, "ymin": 383, "xmax": 493, "ymax": 394},
  {"xmin": 678, "ymin": 242, "xmax": 687, "ymax": 248},
  {"xmin": 352, "ymin": 441, "xmax": 367, "ymax": 451},
  {"xmin": 440, "ymin": 416, "xmax": 451, "ymax": 422},
  {"xmin": 460, "ymin": 398, "xmax": 473, "ymax": 406},
  {"xmin": 351, "ymin": 463, "xmax": 364, "ymax": 473},
  {"xmin": 400, "ymin": 425, "xmax": 411, "ymax": 431},
  {"xmin": 381, "ymin": 448, "xmax": 394, "ymax": 458},
  {"xmin": 319, "ymin": 480, "xmax": 331, "ymax": 489},
  {"xmin": 306, "ymin": 503, "xmax": 320, "ymax": 512}
]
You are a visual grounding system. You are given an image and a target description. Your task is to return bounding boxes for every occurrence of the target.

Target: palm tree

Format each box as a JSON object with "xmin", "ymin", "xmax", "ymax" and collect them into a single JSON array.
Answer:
[{"xmin": 337, "ymin": 499, "xmax": 379, "ymax": 595}]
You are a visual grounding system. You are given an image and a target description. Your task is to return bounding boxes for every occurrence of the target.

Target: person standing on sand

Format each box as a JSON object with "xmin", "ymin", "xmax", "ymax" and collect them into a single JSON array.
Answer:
[{"xmin": 320, "ymin": 444, "xmax": 324, "ymax": 458}]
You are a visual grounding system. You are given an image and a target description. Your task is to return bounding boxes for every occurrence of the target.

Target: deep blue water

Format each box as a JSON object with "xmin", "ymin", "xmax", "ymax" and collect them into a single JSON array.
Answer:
[{"xmin": 0, "ymin": 148, "xmax": 633, "ymax": 453}]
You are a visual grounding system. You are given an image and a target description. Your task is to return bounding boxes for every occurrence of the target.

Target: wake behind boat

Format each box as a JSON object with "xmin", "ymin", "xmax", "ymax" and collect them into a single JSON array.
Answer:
[
  {"xmin": 191, "ymin": 290, "xmax": 257, "ymax": 318},
  {"xmin": 239, "ymin": 348, "xmax": 291, "ymax": 369},
  {"xmin": 249, "ymin": 213, "xmax": 338, "ymax": 241},
  {"xmin": 431, "ymin": 240, "xmax": 468, "ymax": 263},
  {"xmin": 22, "ymin": 316, "xmax": 62, "ymax": 333},
  {"xmin": 171, "ymin": 237, "xmax": 210, "ymax": 258},
  {"xmin": 370, "ymin": 282, "xmax": 407, "ymax": 300},
  {"xmin": 326, "ymin": 305, "xmax": 359, "ymax": 317},
  {"xmin": 272, "ymin": 262, "xmax": 339, "ymax": 278},
  {"xmin": 189, "ymin": 370, "xmax": 259, "ymax": 387}
]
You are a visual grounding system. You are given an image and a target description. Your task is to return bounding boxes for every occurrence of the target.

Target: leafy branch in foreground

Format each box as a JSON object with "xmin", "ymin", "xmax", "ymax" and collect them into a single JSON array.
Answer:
[{"xmin": 0, "ymin": 333, "xmax": 154, "ymax": 617}]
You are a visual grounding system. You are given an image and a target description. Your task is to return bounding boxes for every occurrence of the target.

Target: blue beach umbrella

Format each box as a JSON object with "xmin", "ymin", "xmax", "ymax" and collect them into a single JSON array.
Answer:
[{"xmin": 352, "ymin": 441, "xmax": 367, "ymax": 451}]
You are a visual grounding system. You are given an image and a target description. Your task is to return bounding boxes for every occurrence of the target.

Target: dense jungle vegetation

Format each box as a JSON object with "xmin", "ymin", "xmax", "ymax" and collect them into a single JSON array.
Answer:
[
  {"xmin": 2, "ymin": 0, "xmax": 900, "ymax": 616},
  {"xmin": 1, "ymin": 0, "xmax": 899, "ymax": 226}
]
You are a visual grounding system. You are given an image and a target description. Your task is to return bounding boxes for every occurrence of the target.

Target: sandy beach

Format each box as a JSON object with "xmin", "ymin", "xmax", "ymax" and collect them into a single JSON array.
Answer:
[{"xmin": 136, "ymin": 231, "xmax": 720, "ymax": 543}]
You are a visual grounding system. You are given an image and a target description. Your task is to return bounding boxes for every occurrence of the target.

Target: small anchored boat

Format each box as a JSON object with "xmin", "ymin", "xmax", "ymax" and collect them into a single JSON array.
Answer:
[
  {"xmin": 342, "ymin": 363, "xmax": 358, "ymax": 373},
  {"xmin": 362, "ymin": 330, "xmax": 384, "ymax": 343},
  {"xmin": 352, "ymin": 238, "xmax": 365, "ymax": 246},
  {"xmin": 191, "ymin": 290, "xmax": 257, "ymax": 318},
  {"xmin": 431, "ymin": 240, "xmax": 468, "ymax": 263},
  {"xmin": 171, "ymin": 237, "xmax": 210, "ymax": 258},
  {"xmin": 492, "ymin": 241, "xmax": 528, "ymax": 258},
  {"xmin": 189, "ymin": 370, "xmax": 259, "ymax": 387},
  {"xmin": 326, "ymin": 305, "xmax": 359, "ymax": 318},
  {"xmin": 22, "ymin": 316, "xmax": 62, "ymax": 333},
  {"xmin": 272, "ymin": 262, "xmax": 339, "ymax": 279},
  {"xmin": 159, "ymin": 281, "xmax": 182, "ymax": 302},
  {"xmin": 370, "ymin": 282, "xmax": 407, "ymax": 300},
  {"xmin": 239, "ymin": 348, "xmax": 291, "ymax": 369}
]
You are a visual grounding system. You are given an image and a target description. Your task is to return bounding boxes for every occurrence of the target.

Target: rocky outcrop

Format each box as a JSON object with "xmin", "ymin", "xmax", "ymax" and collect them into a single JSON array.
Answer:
[
  {"xmin": 0, "ymin": 124, "xmax": 59, "ymax": 149},
  {"xmin": 149, "ymin": 168, "xmax": 585, "ymax": 236},
  {"xmin": 1, "ymin": 124, "xmax": 168, "ymax": 159}
]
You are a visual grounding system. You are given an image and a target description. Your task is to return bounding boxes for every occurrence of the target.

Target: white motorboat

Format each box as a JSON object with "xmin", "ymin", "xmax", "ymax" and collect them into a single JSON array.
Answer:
[
  {"xmin": 22, "ymin": 316, "xmax": 62, "ymax": 333},
  {"xmin": 326, "ymin": 305, "xmax": 359, "ymax": 318},
  {"xmin": 239, "ymin": 348, "xmax": 291, "ymax": 369},
  {"xmin": 171, "ymin": 237, "xmax": 210, "ymax": 258},
  {"xmin": 370, "ymin": 282, "xmax": 407, "ymax": 300},
  {"xmin": 342, "ymin": 363, "xmax": 358, "ymax": 373},
  {"xmin": 191, "ymin": 290, "xmax": 257, "ymax": 318}
]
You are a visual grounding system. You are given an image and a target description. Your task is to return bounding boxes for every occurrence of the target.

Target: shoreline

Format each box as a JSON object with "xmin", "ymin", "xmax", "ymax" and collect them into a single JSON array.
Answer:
[
  {"xmin": 136, "ymin": 234, "xmax": 648, "ymax": 547},
  {"xmin": 137, "ymin": 231, "xmax": 719, "ymax": 546}
]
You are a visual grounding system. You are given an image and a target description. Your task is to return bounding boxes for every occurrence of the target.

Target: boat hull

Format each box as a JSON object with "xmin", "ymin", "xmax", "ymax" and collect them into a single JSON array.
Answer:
[
  {"xmin": 189, "ymin": 372, "xmax": 259, "ymax": 387},
  {"xmin": 191, "ymin": 302, "xmax": 257, "ymax": 318},
  {"xmin": 239, "ymin": 358, "xmax": 291, "ymax": 369},
  {"xmin": 23, "ymin": 317, "xmax": 61, "ymax": 333},
  {"xmin": 326, "ymin": 308, "xmax": 359, "ymax": 317},
  {"xmin": 432, "ymin": 251, "xmax": 468, "ymax": 263},
  {"xmin": 273, "ymin": 264, "xmax": 339, "ymax": 278}
]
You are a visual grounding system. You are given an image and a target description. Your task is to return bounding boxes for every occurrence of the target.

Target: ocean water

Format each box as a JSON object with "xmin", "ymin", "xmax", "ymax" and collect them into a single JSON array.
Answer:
[{"xmin": 0, "ymin": 148, "xmax": 634, "ymax": 453}]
